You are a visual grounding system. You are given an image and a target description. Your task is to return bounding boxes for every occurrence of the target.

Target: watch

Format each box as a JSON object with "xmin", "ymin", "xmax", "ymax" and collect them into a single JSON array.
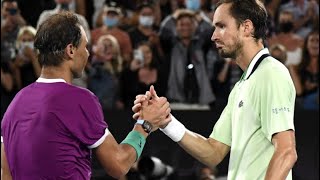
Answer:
[{"xmin": 136, "ymin": 119, "xmax": 153, "ymax": 134}]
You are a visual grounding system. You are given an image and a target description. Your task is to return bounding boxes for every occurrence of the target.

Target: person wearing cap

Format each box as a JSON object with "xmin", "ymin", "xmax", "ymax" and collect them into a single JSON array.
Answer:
[
  {"xmin": 36, "ymin": 0, "xmax": 91, "ymax": 44},
  {"xmin": 91, "ymin": 1, "xmax": 133, "ymax": 64}
]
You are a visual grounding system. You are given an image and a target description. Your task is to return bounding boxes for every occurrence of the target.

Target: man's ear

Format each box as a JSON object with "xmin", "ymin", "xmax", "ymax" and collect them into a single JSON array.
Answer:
[
  {"xmin": 242, "ymin": 19, "xmax": 254, "ymax": 38},
  {"xmin": 66, "ymin": 44, "xmax": 75, "ymax": 59}
]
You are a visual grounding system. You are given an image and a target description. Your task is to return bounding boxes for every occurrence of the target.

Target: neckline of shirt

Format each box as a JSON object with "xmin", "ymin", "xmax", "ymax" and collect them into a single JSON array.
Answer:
[
  {"xmin": 243, "ymin": 48, "xmax": 270, "ymax": 80},
  {"xmin": 36, "ymin": 77, "xmax": 67, "ymax": 83}
]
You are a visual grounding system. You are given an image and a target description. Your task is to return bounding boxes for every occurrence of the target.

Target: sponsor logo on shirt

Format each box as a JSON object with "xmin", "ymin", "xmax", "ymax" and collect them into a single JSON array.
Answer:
[{"xmin": 238, "ymin": 100, "xmax": 243, "ymax": 108}]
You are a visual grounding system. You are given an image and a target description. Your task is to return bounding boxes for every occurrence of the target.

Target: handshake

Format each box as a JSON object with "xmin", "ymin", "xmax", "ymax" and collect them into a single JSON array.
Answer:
[{"xmin": 132, "ymin": 85, "xmax": 186, "ymax": 142}]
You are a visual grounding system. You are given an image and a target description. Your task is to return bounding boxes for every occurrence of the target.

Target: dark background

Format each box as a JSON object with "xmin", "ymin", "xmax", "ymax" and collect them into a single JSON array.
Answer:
[{"xmin": 91, "ymin": 105, "xmax": 319, "ymax": 180}]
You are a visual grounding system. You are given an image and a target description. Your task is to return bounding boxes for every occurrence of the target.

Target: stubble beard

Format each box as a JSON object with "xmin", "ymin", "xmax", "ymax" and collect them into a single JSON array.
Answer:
[{"xmin": 218, "ymin": 39, "xmax": 243, "ymax": 60}]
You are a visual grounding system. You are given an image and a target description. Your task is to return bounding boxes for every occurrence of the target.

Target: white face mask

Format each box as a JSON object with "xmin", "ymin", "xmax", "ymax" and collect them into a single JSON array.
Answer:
[
  {"xmin": 139, "ymin": 15, "xmax": 154, "ymax": 27},
  {"xmin": 20, "ymin": 42, "xmax": 34, "ymax": 50}
]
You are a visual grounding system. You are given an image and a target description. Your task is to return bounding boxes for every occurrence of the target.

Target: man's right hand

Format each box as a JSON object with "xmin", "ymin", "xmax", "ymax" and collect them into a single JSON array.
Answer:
[{"xmin": 132, "ymin": 86, "xmax": 172, "ymax": 130}]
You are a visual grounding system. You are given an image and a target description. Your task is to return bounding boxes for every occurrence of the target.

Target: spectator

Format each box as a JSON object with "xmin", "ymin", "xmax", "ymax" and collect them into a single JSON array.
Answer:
[
  {"xmin": 13, "ymin": 26, "xmax": 41, "ymax": 90},
  {"xmin": 36, "ymin": 0, "xmax": 91, "ymax": 43},
  {"xmin": 1, "ymin": 62, "xmax": 15, "ymax": 120},
  {"xmin": 211, "ymin": 58, "xmax": 242, "ymax": 106},
  {"xmin": 87, "ymin": 34, "xmax": 124, "ymax": 110},
  {"xmin": 1, "ymin": 0, "xmax": 26, "ymax": 64},
  {"xmin": 280, "ymin": 0, "xmax": 319, "ymax": 38},
  {"xmin": 298, "ymin": 30, "xmax": 319, "ymax": 109},
  {"xmin": 159, "ymin": 0, "xmax": 213, "ymax": 54},
  {"xmin": 91, "ymin": 1, "xmax": 133, "ymax": 65},
  {"xmin": 128, "ymin": 2, "xmax": 164, "ymax": 58},
  {"xmin": 166, "ymin": 10, "xmax": 215, "ymax": 105},
  {"xmin": 267, "ymin": 10, "xmax": 304, "ymax": 66},
  {"xmin": 269, "ymin": 43, "xmax": 303, "ymax": 96},
  {"xmin": 119, "ymin": 42, "xmax": 167, "ymax": 109}
]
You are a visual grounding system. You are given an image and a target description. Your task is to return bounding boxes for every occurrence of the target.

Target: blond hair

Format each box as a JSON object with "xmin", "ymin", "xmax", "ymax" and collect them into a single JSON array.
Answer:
[{"xmin": 97, "ymin": 34, "xmax": 123, "ymax": 74}]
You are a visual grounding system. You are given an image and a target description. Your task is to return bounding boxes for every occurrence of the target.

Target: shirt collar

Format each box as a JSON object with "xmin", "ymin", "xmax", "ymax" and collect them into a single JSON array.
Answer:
[
  {"xmin": 36, "ymin": 77, "xmax": 66, "ymax": 83},
  {"xmin": 243, "ymin": 48, "xmax": 270, "ymax": 80}
]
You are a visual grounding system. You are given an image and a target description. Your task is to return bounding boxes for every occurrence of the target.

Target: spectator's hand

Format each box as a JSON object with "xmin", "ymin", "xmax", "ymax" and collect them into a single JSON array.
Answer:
[
  {"xmin": 130, "ymin": 59, "xmax": 143, "ymax": 71},
  {"xmin": 23, "ymin": 47, "xmax": 36, "ymax": 60}
]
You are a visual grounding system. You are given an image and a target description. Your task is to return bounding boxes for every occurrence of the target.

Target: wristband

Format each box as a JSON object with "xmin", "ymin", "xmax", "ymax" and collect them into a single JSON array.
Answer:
[
  {"xmin": 121, "ymin": 130, "xmax": 146, "ymax": 161},
  {"xmin": 160, "ymin": 115, "xmax": 186, "ymax": 142}
]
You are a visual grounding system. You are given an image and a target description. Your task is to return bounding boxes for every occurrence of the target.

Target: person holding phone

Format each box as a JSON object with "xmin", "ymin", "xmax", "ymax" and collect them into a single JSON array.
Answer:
[{"xmin": 119, "ymin": 41, "xmax": 167, "ymax": 109}]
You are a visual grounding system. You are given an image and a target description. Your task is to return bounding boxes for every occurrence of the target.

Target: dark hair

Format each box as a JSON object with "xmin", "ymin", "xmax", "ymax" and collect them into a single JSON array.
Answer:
[
  {"xmin": 299, "ymin": 30, "xmax": 319, "ymax": 71},
  {"xmin": 34, "ymin": 12, "xmax": 82, "ymax": 66},
  {"xmin": 216, "ymin": 0, "xmax": 268, "ymax": 41},
  {"xmin": 136, "ymin": 41, "xmax": 159, "ymax": 69}
]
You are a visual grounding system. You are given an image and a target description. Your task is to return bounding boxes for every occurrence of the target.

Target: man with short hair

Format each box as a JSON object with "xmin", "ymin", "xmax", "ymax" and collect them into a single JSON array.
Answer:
[
  {"xmin": 1, "ymin": 12, "xmax": 171, "ymax": 179},
  {"xmin": 36, "ymin": 0, "xmax": 91, "ymax": 43},
  {"xmin": 134, "ymin": 0, "xmax": 297, "ymax": 179}
]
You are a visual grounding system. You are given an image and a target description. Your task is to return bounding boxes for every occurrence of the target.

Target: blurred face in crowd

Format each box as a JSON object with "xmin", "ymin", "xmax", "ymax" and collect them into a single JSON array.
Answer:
[
  {"xmin": 2, "ymin": 1, "xmax": 18, "ymax": 18},
  {"xmin": 71, "ymin": 26, "xmax": 89, "ymax": 78},
  {"xmin": 18, "ymin": 31, "xmax": 35, "ymax": 50},
  {"xmin": 139, "ymin": 44, "xmax": 153, "ymax": 65},
  {"xmin": 103, "ymin": 10, "xmax": 120, "ymax": 28},
  {"xmin": 211, "ymin": 3, "xmax": 243, "ymax": 59},
  {"xmin": 278, "ymin": 11, "xmax": 294, "ymax": 33},
  {"xmin": 96, "ymin": 38, "xmax": 114, "ymax": 61},
  {"xmin": 139, "ymin": 6, "xmax": 154, "ymax": 27},
  {"xmin": 307, "ymin": 32, "xmax": 319, "ymax": 57},
  {"xmin": 176, "ymin": 16, "xmax": 196, "ymax": 39}
]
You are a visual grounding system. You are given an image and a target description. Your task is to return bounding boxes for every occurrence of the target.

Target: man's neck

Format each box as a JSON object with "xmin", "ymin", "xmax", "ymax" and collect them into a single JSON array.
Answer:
[
  {"xmin": 40, "ymin": 65, "xmax": 73, "ymax": 84},
  {"xmin": 235, "ymin": 41, "xmax": 265, "ymax": 71}
]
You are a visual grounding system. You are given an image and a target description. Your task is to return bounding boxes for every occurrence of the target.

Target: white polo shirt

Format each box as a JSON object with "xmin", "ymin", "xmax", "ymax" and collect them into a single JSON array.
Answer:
[{"xmin": 210, "ymin": 48, "xmax": 296, "ymax": 180}]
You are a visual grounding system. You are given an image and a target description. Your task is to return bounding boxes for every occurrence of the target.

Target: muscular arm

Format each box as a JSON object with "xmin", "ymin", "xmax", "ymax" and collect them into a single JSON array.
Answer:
[
  {"xmin": 178, "ymin": 130, "xmax": 230, "ymax": 168},
  {"xmin": 265, "ymin": 130, "xmax": 297, "ymax": 180},
  {"xmin": 1, "ymin": 143, "xmax": 12, "ymax": 180},
  {"xmin": 94, "ymin": 125, "xmax": 148, "ymax": 179}
]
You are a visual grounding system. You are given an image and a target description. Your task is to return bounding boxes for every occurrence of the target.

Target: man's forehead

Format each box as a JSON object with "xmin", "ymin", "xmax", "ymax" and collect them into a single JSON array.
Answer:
[{"xmin": 212, "ymin": 4, "xmax": 230, "ymax": 24}]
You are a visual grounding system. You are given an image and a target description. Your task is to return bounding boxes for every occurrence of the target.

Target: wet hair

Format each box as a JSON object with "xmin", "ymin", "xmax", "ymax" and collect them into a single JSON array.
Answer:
[
  {"xmin": 216, "ymin": 0, "xmax": 268, "ymax": 41},
  {"xmin": 34, "ymin": 11, "xmax": 82, "ymax": 66}
]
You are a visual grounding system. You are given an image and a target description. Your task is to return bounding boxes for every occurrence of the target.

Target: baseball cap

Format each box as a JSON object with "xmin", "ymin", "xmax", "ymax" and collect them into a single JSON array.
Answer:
[{"xmin": 104, "ymin": 0, "xmax": 122, "ymax": 15}]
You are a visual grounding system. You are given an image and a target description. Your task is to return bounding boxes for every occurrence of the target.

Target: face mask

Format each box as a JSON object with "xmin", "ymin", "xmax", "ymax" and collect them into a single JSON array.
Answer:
[
  {"xmin": 186, "ymin": 0, "xmax": 201, "ymax": 11},
  {"xmin": 279, "ymin": 22, "xmax": 294, "ymax": 33},
  {"xmin": 139, "ymin": 15, "xmax": 154, "ymax": 27},
  {"xmin": 20, "ymin": 42, "xmax": 34, "ymax": 50},
  {"xmin": 103, "ymin": 16, "xmax": 119, "ymax": 28}
]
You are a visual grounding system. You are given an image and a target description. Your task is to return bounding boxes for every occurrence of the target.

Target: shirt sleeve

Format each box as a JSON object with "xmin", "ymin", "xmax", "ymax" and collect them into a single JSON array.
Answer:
[
  {"xmin": 57, "ymin": 89, "xmax": 108, "ymax": 149},
  {"xmin": 209, "ymin": 88, "xmax": 236, "ymax": 146},
  {"xmin": 260, "ymin": 65, "xmax": 296, "ymax": 142}
]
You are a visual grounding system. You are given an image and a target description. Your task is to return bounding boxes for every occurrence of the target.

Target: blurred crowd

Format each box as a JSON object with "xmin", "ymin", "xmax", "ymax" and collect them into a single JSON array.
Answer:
[{"xmin": 1, "ymin": 0, "xmax": 319, "ymax": 119}]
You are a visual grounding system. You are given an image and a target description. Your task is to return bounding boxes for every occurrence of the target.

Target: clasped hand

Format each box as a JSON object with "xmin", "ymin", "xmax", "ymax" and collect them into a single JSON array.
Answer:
[{"xmin": 132, "ymin": 86, "xmax": 172, "ymax": 132}]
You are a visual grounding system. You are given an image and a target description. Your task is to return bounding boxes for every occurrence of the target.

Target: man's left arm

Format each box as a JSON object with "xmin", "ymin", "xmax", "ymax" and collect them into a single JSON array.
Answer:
[{"xmin": 265, "ymin": 130, "xmax": 297, "ymax": 180}]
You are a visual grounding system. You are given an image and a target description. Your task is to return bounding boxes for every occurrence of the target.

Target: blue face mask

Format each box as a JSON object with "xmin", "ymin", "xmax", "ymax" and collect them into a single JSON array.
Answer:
[
  {"xmin": 186, "ymin": 0, "xmax": 201, "ymax": 11},
  {"xmin": 103, "ymin": 16, "xmax": 118, "ymax": 28}
]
